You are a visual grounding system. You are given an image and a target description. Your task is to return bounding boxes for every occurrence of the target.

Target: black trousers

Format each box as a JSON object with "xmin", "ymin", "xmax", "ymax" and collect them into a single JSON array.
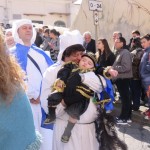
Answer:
[
  {"xmin": 130, "ymin": 79, "xmax": 142, "ymax": 109},
  {"xmin": 115, "ymin": 78, "xmax": 132, "ymax": 120}
]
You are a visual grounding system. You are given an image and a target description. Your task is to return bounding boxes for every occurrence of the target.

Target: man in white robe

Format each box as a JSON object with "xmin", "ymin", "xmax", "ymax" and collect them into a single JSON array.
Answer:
[
  {"xmin": 40, "ymin": 30, "xmax": 107, "ymax": 150},
  {"xmin": 10, "ymin": 19, "xmax": 54, "ymax": 150}
]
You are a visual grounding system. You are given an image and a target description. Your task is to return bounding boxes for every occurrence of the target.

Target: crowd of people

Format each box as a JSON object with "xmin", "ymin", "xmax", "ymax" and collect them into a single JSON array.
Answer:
[
  {"xmin": 0, "ymin": 18, "xmax": 150, "ymax": 150},
  {"xmin": 82, "ymin": 30, "xmax": 150, "ymax": 122}
]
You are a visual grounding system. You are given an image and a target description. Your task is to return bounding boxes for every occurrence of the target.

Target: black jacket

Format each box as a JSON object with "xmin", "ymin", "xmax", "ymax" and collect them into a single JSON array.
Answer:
[
  {"xmin": 83, "ymin": 39, "xmax": 96, "ymax": 54},
  {"xmin": 97, "ymin": 52, "xmax": 116, "ymax": 67}
]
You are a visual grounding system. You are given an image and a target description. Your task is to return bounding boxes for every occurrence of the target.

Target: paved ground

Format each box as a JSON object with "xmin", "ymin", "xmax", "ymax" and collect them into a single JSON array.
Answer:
[
  {"xmin": 113, "ymin": 102, "xmax": 150, "ymax": 125},
  {"xmin": 116, "ymin": 122, "xmax": 150, "ymax": 150},
  {"xmin": 113, "ymin": 102, "xmax": 150, "ymax": 150}
]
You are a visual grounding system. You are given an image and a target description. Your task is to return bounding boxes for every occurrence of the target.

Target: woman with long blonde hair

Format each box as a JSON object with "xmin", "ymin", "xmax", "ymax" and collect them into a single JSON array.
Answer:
[
  {"xmin": 0, "ymin": 31, "xmax": 24, "ymax": 101},
  {"xmin": 0, "ymin": 28, "xmax": 42, "ymax": 150}
]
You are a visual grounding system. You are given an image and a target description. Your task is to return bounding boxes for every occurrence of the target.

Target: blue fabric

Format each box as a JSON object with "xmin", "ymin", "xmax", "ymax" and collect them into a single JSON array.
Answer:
[
  {"xmin": 40, "ymin": 79, "xmax": 54, "ymax": 130},
  {"xmin": 10, "ymin": 43, "xmax": 29, "ymax": 71},
  {"xmin": 0, "ymin": 89, "xmax": 40, "ymax": 150},
  {"xmin": 100, "ymin": 78, "xmax": 114, "ymax": 111},
  {"xmin": 139, "ymin": 47, "xmax": 150, "ymax": 84},
  {"xmin": 31, "ymin": 44, "xmax": 54, "ymax": 67},
  {"xmin": 10, "ymin": 43, "xmax": 54, "ymax": 72},
  {"xmin": 41, "ymin": 107, "xmax": 54, "ymax": 130}
]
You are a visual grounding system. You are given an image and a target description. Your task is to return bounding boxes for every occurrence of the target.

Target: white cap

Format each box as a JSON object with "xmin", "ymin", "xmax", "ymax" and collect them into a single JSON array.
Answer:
[
  {"xmin": 12, "ymin": 19, "xmax": 36, "ymax": 45},
  {"xmin": 5, "ymin": 28, "xmax": 12, "ymax": 37},
  {"xmin": 57, "ymin": 30, "xmax": 84, "ymax": 62}
]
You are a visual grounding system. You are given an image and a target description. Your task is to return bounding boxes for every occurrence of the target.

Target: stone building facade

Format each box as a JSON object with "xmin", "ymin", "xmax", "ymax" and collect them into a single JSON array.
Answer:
[{"xmin": 0, "ymin": 0, "xmax": 80, "ymax": 28}]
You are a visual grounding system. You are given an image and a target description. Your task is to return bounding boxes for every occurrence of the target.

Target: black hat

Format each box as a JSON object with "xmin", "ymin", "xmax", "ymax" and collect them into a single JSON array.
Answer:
[{"xmin": 82, "ymin": 52, "xmax": 97, "ymax": 68}]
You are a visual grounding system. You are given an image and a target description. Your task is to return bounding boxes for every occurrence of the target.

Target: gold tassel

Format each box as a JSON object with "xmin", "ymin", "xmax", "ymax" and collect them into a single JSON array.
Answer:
[
  {"xmin": 103, "ymin": 66, "xmax": 112, "ymax": 79},
  {"xmin": 76, "ymin": 89, "xmax": 91, "ymax": 99},
  {"xmin": 95, "ymin": 99, "xmax": 111, "ymax": 108},
  {"xmin": 76, "ymin": 86, "xmax": 91, "ymax": 92},
  {"xmin": 52, "ymin": 79, "xmax": 66, "ymax": 92}
]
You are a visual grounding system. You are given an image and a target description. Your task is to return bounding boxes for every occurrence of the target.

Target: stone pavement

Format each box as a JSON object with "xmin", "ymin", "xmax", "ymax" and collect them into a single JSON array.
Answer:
[
  {"xmin": 113, "ymin": 102, "xmax": 150, "ymax": 150},
  {"xmin": 113, "ymin": 102, "xmax": 150, "ymax": 126},
  {"xmin": 116, "ymin": 122, "xmax": 150, "ymax": 150}
]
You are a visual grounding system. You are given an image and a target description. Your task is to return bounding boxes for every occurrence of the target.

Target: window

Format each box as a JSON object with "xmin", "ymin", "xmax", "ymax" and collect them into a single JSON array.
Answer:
[
  {"xmin": 54, "ymin": 21, "xmax": 66, "ymax": 27},
  {"xmin": 32, "ymin": 20, "xmax": 43, "ymax": 24}
]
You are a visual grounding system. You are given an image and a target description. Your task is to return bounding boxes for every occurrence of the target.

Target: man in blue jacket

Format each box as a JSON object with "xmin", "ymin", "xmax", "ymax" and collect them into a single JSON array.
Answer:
[{"xmin": 140, "ymin": 34, "xmax": 150, "ymax": 120}]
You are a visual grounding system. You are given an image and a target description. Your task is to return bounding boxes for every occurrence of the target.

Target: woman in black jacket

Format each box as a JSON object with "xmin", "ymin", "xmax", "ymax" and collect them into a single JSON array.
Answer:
[{"xmin": 96, "ymin": 38, "xmax": 116, "ymax": 67}]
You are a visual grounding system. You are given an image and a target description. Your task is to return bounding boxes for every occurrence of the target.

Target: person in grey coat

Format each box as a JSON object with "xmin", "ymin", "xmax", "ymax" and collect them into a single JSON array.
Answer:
[
  {"xmin": 112, "ymin": 37, "xmax": 133, "ymax": 124},
  {"xmin": 41, "ymin": 28, "xmax": 51, "ymax": 51}
]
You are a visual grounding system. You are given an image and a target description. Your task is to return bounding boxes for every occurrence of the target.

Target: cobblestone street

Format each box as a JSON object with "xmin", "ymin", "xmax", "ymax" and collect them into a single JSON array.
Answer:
[{"xmin": 116, "ymin": 122, "xmax": 150, "ymax": 150}]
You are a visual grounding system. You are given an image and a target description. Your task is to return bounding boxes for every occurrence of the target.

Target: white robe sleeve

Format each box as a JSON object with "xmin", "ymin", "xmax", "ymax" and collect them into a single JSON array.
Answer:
[
  {"xmin": 40, "ymin": 64, "xmax": 62, "ymax": 113},
  {"xmin": 81, "ymin": 72, "xmax": 106, "ymax": 93}
]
